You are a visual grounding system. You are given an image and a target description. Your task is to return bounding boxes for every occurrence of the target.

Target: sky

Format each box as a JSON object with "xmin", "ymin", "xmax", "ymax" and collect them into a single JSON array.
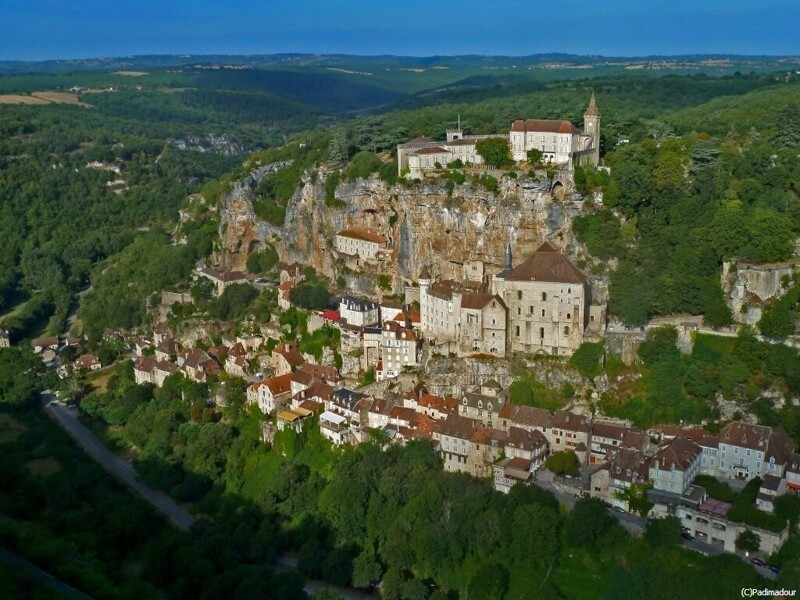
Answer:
[{"xmin": 1, "ymin": 0, "xmax": 799, "ymax": 61}]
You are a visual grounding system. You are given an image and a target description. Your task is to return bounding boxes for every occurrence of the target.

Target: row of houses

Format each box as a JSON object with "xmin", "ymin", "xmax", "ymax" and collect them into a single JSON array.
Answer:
[{"xmin": 589, "ymin": 422, "xmax": 797, "ymax": 555}]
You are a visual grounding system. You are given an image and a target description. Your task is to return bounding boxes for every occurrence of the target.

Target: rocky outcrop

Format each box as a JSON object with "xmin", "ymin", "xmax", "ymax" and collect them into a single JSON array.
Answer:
[
  {"xmin": 170, "ymin": 133, "xmax": 250, "ymax": 156},
  {"xmin": 216, "ymin": 165, "xmax": 596, "ymax": 293},
  {"xmin": 215, "ymin": 161, "xmax": 293, "ymax": 271},
  {"xmin": 280, "ymin": 173, "xmax": 587, "ymax": 292},
  {"xmin": 722, "ymin": 259, "xmax": 800, "ymax": 325}
]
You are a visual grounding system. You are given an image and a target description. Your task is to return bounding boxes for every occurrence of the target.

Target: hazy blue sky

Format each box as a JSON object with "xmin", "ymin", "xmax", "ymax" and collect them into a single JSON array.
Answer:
[{"xmin": 2, "ymin": 0, "xmax": 799, "ymax": 61}]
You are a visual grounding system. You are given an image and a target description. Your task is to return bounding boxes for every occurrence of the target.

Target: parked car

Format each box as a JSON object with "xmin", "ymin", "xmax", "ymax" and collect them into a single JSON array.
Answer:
[
  {"xmin": 681, "ymin": 532, "xmax": 694, "ymax": 541},
  {"xmin": 612, "ymin": 506, "xmax": 625, "ymax": 513},
  {"xmin": 769, "ymin": 565, "xmax": 780, "ymax": 575},
  {"xmin": 750, "ymin": 557, "xmax": 767, "ymax": 568}
]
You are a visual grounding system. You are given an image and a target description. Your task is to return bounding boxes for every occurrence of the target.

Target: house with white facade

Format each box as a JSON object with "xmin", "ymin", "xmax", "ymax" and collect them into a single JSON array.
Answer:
[
  {"xmin": 716, "ymin": 422, "xmax": 794, "ymax": 481},
  {"xmin": 649, "ymin": 436, "xmax": 702, "ymax": 496},
  {"xmin": 339, "ymin": 296, "xmax": 379, "ymax": 327},
  {"xmin": 247, "ymin": 373, "xmax": 293, "ymax": 415},
  {"xmin": 334, "ymin": 228, "xmax": 387, "ymax": 260},
  {"xmin": 376, "ymin": 320, "xmax": 419, "ymax": 381}
]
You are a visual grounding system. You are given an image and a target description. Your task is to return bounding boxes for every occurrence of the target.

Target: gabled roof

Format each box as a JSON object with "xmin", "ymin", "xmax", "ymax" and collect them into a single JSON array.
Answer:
[
  {"xmin": 264, "ymin": 373, "xmax": 293, "ymax": 395},
  {"xmin": 134, "ymin": 357, "xmax": 155, "ymax": 372},
  {"xmin": 434, "ymin": 414, "xmax": 477, "ymax": 440},
  {"xmin": 507, "ymin": 426, "xmax": 548, "ymax": 451},
  {"xmin": 337, "ymin": 228, "xmax": 387, "ymax": 244},
  {"xmin": 651, "ymin": 436, "xmax": 701, "ymax": 472},
  {"xmin": 504, "ymin": 242, "xmax": 586, "ymax": 284},
  {"xmin": 273, "ymin": 343, "xmax": 304, "ymax": 368},
  {"xmin": 460, "ymin": 292, "xmax": 506, "ymax": 311},
  {"xmin": 552, "ymin": 410, "xmax": 591, "ymax": 432},
  {"xmin": 412, "ymin": 146, "xmax": 449, "ymax": 155},
  {"xmin": 510, "ymin": 119, "xmax": 581, "ymax": 135}
]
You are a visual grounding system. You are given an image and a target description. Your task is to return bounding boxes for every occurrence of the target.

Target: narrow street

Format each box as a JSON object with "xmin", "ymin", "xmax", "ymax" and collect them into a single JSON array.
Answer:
[{"xmin": 42, "ymin": 393, "xmax": 195, "ymax": 532}]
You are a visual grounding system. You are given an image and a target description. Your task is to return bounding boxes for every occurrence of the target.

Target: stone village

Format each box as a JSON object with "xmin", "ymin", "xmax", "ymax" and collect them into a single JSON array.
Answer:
[{"xmin": 19, "ymin": 92, "xmax": 800, "ymax": 566}]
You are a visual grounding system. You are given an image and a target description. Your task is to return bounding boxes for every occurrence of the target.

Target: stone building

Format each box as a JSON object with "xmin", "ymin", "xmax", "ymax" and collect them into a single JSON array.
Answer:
[
  {"xmin": 418, "ymin": 270, "xmax": 506, "ymax": 357},
  {"xmin": 457, "ymin": 292, "xmax": 507, "ymax": 357},
  {"xmin": 376, "ymin": 320, "xmax": 419, "ymax": 381},
  {"xmin": 397, "ymin": 93, "xmax": 600, "ymax": 177},
  {"xmin": 0, "ymin": 329, "xmax": 9, "ymax": 348},
  {"xmin": 491, "ymin": 242, "xmax": 588, "ymax": 357},
  {"xmin": 334, "ymin": 228, "xmax": 387, "ymax": 260}
]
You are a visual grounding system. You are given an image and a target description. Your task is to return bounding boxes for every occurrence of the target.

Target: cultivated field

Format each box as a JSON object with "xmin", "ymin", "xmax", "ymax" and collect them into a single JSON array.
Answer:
[{"xmin": 0, "ymin": 92, "xmax": 90, "ymax": 106}]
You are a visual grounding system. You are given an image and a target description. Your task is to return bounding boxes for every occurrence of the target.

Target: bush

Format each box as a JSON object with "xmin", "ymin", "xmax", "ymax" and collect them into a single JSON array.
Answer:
[
  {"xmin": 545, "ymin": 451, "xmax": 579, "ymax": 476},
  {"xmin": 476, "ymin": 137, "xmax": 512, "ymax": 168},
  {"xmin": 324, "ymin": 171, "xmax": 343, "ymax": 207},
  {"xmin": 346, "ymin": 151, "xmax": 383, "ymax": 181},
  {"xmin": 246, "ymin": 245, "xmax": 279, "ymax": 274},
  {"xmin": 570, "ymin": 341, "xmax": 605, "ymax": 379},
  {"xmin": 290, "ymin": 282, "xmax": 331, "ymax": 310}
]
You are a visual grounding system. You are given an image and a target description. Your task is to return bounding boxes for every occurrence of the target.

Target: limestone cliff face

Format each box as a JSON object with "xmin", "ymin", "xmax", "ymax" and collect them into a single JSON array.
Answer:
[
  {"xmin": 217, "ymin": 167, "xmax": 590, "ymax": 292},
  {"xmin": 281, "ymin": 173, "xmax": 586, "ymax": 293},
  {"xmin": 215, "ymin": 161, "xmax": 292, "ymax": 271}
]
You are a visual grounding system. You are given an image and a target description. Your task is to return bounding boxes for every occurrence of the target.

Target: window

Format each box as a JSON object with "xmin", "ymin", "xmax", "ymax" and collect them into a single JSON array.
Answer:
[
  {"xmin": 539, "ymin": 327, "xmax": 544, "ymax": 339},
  {"xmin": 566, "ymin": 313, "xmax": 571, "ymax": 319},
  {"xmin": 541, "ymin": 309, "xmax": 545, "ymax": 317},
  {"xmin": 517, "ymin": 291, "xmax": 522, "ymax": 300},
  {"xmin": 564, "ymin": 326, "xmax": 570, "ymax": 335},
  {"xmin": 541, "ymin": 292, "xmax": 547, "ymax": 301},
  {"xmin": 518, "ymin": 307, "xmax": 521, "ymax": 315},
  {"xmin": 516, "ymin": 326, "xmax": 520, "ymax": 337}
]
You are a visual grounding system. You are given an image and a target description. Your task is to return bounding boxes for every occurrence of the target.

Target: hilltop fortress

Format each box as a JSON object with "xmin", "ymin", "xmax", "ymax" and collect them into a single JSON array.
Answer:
[{"xmin": 397, "ymin": 93, "xmax": 600, "ymax": 178}]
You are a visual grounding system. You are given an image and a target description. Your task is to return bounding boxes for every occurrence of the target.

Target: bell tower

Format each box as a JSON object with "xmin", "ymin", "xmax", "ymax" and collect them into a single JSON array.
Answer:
[{"xmin": 583, "ymin": 92, "xmax": 600, "ymax": 166}]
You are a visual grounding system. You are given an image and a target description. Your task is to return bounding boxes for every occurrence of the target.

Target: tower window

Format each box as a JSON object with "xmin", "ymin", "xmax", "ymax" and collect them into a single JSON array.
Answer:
[
  {"xmin": 539, "ymin": 328, "xmax": 544, "ymax": 339},
  {"xmin": 541, "ymin": 292, "xmax": 547, "ymax": 301}
]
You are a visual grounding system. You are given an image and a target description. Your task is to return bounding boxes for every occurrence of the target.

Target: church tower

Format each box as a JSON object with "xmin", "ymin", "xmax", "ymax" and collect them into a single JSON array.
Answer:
[{"xmin": 583, "ymin": 92, "xmax": 600, "ymax": 166}]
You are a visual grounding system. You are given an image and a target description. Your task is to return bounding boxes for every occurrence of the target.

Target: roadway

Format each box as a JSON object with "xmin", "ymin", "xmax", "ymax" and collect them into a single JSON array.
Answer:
[
  {"xmin": 0, "ymin": 546, "xmax": 93, "ymax": 600},
  {"xmin": 42, "ymin": 393, "xmax": 195, "ymax": 532}
]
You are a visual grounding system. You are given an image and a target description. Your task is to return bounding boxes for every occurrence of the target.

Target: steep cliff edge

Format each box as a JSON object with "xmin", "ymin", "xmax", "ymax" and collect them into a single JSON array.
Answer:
[{"xmin": 218, "ymin": 168, "xmax": 593, "ymax": 294}]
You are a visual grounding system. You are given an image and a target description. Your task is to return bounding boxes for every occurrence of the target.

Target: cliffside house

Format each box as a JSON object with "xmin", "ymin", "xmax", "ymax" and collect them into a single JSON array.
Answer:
[
  {"xmin": 376, "ymin": 320, "xmax": 419, "ymax": 381},
  {"xmin": 649, "ymin": 436, "xmax": 702, "ymax": 496},
  {"xmin": 715, "ymin": 422, "xmax": 794, "ymax": 481},
  {"xmin": 339, "ymin": 296, "xmax": 380, "ymax": 327},
  {"xmin": 197, "ymin": 267, "xmax": 248, "ymax": 296},
  {"xmin": 247, "ymin": 373, "xmax": 294, "ymax": 415},
  {"xmin": 334, "ymin": 228, "xmax": 387, "ymax": 260},
  {"xmin": 396, "ymin": 93, "xmax": 600, "ymax": 178},
  {"xmin": 272, "ymin": 342, "xmax": 304, "ymax": 376},
  {"xmin": 492, "ymin": 242, "xmax": 588, "ymax": 357}
]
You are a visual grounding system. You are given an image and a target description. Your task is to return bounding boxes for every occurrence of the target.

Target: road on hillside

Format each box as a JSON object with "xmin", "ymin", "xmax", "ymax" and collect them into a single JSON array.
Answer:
[
  {"xmin": 42, "ymin": 393, "xmax": 195, "ymax": 532},
  {"xmin": 0, "ymin": 546, "xmax": 94, "ymax": 599}
]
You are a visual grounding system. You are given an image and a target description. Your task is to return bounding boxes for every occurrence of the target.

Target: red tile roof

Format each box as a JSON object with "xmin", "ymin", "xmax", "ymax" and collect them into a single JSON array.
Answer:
[
  {"xmin": 337, "ymin": 228, "xmax": 387, "ymax": 244},
  {"xmin": 265, "ymin": 373, "xmax": 294, "ymax": 395}
]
